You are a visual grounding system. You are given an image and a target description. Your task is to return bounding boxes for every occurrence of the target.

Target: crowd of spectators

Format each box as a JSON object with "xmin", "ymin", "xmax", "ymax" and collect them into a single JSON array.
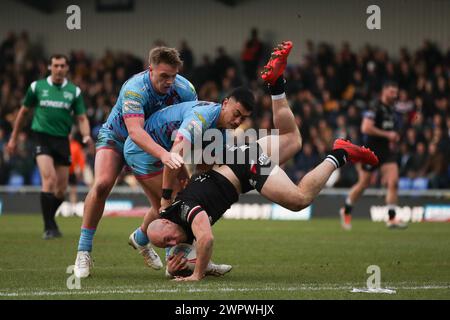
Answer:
[{"xmin": 1, "ymin": 30, "xmax": 449, "ymax": 189}]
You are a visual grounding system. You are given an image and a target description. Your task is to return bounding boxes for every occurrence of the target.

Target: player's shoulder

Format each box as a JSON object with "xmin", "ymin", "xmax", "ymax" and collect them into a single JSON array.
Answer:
[
  {"xmin": 174, "ymin": 75, "xmax": 197, "ymax": 100},
  {"xmin": 368, "ymin": 99, "xmax": 382, "ymax": 110},
  {"xmin": 191, "ymin": 101, "xmax": 221, "ymax": 126},
  {"xmin": 364, "ymin": 99, "xmax": 381, "ymax": 113},
  {"xmin": 121, "ymin": 71, "xmax": 148, "ymax": 101},
  {"xmin": 193, "ymin": 101, "xmax": 221, "ymax": 114},
  {"xmin": 64, "ymin": 80, "xmax": 83, "ymax": 97},
  {"xmin": 31, "ymin": 78, "xmax": 50, "ymax": 91}
]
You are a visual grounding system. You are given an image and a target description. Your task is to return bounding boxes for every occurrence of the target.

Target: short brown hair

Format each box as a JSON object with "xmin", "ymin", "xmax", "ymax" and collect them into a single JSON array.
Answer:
[
  {"xmin": 49, "ymin": 54, "xmax": 69, "ymax": 65},
  {"xmin": 148, "ymin": 47, "xmax": 183, "ymax": 68}
]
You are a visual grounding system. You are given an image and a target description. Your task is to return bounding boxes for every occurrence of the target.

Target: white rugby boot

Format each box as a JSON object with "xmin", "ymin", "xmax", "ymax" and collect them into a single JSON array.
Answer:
[
  {"xmin": 206, "ymin": 262, "xmax": 233, "ymax": 277},
  {"xmin": 74, "ymin": 251, "xmax": 93, "ymax": 278},
  {"xmin": 128, "ymin": 230, "xmax": 163, "ymax": 270},
  {"xmin": 165, "ymin": 262, "xmax": 233, "ymax": 278},
  {"xmin": 386, "ymin": 219, "xmax": 408, "ymax": 229}
]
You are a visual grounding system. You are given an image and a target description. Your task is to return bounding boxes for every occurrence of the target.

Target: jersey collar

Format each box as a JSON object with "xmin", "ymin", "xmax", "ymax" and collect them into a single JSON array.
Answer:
[{"xmin": 47, "ymin": 76, "xmax": 68, "ymax": 88}]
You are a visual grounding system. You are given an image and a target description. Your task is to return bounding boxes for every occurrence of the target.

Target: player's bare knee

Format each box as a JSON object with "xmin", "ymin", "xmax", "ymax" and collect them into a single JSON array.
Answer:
[
  {"xmin": 289, "ymin": 131, "xmax": 302, "ymax": 153},
  {"xmin": 295, "ymin": 134, "xmax": 302, "ymax": 153},
  {"xmin": 93, "ymin": 179, "xmax": 114, "ymax": 198},
  {"xmin": 357, "ymin": 178, "xmax": 370, "ymax": 190},
  {"xmin": 42, "ymin": 174, "xmax": 57, "ymax": 191},
  {"xmin": 289, "ymin": 194, "xmax": 309, "ymax": 212},
  {"xmin": 281, "ymin": 132, "xmax": 301, "ymax": 160},
  {"xmin": 55, "ymin": 189, "xmax": 66, "ymax": 199}
]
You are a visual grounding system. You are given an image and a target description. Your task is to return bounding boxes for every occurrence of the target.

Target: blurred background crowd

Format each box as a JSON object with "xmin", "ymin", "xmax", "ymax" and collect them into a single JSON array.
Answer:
[{"xmin": 0, "ymin": 29, "xmax": 449, "ymax": 189}]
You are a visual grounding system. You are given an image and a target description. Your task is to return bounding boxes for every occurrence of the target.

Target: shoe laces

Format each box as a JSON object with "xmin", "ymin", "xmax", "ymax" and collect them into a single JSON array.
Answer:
[
  {"xmin": 142, "ymin": 246, "xmax": 158, "ymax": 260},
  {"xmin": 77, "ymin": 252, "xmax": 91, "ymax": 268}
]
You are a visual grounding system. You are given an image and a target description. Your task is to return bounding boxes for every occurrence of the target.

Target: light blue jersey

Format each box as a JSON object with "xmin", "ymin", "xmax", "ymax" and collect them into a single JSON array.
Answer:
[
  {"xmin": 124, "ymin": 101, "xmax": 222, "ymax": 179},
  {"xmin": 96, "ymin": 70, "xmax": 197, "ymax": 154}
]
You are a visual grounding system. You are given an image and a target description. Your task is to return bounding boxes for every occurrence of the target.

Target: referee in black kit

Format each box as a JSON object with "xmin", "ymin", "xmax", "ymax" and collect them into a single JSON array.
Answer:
[{"xmin": 339, "ymin": 81, "xmax": 407, "ymax": 230}]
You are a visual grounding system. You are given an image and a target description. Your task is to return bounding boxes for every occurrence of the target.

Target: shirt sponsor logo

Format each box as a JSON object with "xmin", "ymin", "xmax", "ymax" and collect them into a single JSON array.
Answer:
[
  {"xmin": 63, "ymin": 91, "xmax": 74, "ymax": 100},
  {"xmin": 123, "ymin": 99, "xmax": 142, "ymax": 113},
  {"xmin": 258, "ymin": 153, "xmax": 270, "ymax": 166},
  {"xmin": 194, "ymin": 111, "xmax": 207, "ymax": 127},
  {"xmin": 124, "ymin": 90, "xmax": 143, "ymax": 100},
  {"xmin": 39, "ymin": 100, "xmax": 71, "ymax": 110},
  {"xmin": 382, "ymin": 120, "xmax": 394, "ymax": 130},
  {"xmin": 180, "ymin": 203, "xmax": 190, "ymax": 223}
]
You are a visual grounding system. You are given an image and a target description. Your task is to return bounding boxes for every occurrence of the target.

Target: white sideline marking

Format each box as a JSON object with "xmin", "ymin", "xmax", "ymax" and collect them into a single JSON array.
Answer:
[{"xmin": 1, "ymin": 284, "xmax": 449, "ymax": 297}]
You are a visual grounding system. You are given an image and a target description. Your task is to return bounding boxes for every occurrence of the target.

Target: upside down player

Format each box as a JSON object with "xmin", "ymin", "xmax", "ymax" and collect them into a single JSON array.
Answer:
[
  {"xmin": 146, "ymin": 41, "xmax": 379, "ymax": 281},
  {"xmin": 339, "ymin": 81, "xmax": 407, "ymax": 230}
]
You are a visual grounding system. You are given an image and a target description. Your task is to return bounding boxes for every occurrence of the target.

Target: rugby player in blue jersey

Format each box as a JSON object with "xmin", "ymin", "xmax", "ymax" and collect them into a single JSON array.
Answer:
[
  {"xmin": 123, "ymin": 88, "xmax": 254, "ymax": 276},
  {"xmin": 74, "ymin": 47, "xmax": 197, "ymax": 278}
]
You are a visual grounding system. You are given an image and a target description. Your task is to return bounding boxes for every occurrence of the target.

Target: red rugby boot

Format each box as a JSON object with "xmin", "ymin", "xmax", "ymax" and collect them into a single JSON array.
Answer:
[
  {"xmin": 261, "ymin": 41, "xmax": 293, "ymax": 85},
  {"xmin": 333, "ymin": 139, "xmax": 379, "ymax": 166}
]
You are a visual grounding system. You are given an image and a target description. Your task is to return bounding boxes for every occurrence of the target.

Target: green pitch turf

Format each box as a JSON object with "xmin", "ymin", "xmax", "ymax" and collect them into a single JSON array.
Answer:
[{"xmin": 0, "ymin": 214, "xmax": 449, "ymax": 300}]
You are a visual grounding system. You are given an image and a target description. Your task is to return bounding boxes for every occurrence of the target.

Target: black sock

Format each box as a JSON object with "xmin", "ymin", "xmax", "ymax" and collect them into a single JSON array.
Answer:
[
  {"xmin": 50, "ymin": 195, "xmax": 64, "ymax": 230},
  {"xmin": 326, "ymin": 149, "xmax": 348, "ymax": 169},
  {"xmin": 344, "ymin": 203, "xmax": 353, "ymax": 215},
  {"xmin": 268, "ymin": 77, "xmax": 286, "ymax": 95},
  {"xmin": 388, "ymin": 208, "xmax": 396, "ymax": 220},
  {"xmin": 40, "ymin": 192, "xmax": 55, "ymax": 231}
]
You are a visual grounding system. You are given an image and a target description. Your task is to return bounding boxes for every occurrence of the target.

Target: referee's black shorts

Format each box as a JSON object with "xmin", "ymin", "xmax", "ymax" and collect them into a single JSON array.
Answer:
[{"xmin": 32, "ymin": 131, "xmax": 71, "ymax": 166}]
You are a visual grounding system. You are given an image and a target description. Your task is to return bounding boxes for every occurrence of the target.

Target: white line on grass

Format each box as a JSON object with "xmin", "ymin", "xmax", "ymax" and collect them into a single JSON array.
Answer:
[{"xmin": 1, "ymin": 284, "xmax": 449, "ymax": 297}]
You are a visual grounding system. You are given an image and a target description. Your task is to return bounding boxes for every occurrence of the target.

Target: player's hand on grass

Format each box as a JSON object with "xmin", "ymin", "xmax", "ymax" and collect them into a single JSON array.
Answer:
[
  {"xmin": 173, "ymin": 274, "xmax": 204, "ymax": 282},
  {"xmin": 162, "ymin": 151, "xmax": 184, "ymax": 170},
  {"xmin": 167, "ymin": 252, "xmax": 188, "ymax": 275}
]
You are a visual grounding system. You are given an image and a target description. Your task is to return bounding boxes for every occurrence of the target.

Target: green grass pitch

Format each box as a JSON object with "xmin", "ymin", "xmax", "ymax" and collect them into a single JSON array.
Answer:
[{"xmin": 0, "ymin": 214, "xmax": 449, "ymax": 299}]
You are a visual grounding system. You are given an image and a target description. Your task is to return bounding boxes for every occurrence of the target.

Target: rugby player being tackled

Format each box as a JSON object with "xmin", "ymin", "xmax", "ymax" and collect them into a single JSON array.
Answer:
[{"xmin": 147, "ymin": 41, "xmax": 379, "ymax": 281}]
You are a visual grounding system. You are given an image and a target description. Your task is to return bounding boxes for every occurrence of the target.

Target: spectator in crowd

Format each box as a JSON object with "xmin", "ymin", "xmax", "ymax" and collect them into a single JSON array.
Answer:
[
  {"xmin": 0, "ymin": 32, "xmax": 449, "ymax": 190},
  {"xmin": 289, "ymin": 142, "xmax": 320, "ymax": 182},
  {"xmin": 422, "ymin": 143, "xmax": 448, "ymax": 188},
  {"xmin": 179, "ymin": 40, "xmax": 194, "ymax": 78},
  {"xmin": 407, "ymin": 141, "xmax": 428, "ymax": 178},
  {"xmin": 241, "ymin": 28, "xmax": 264, "ymax": 82}
]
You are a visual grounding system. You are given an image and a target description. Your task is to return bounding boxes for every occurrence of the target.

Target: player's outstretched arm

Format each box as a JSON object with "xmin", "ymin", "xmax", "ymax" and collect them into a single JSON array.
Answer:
[
  {"xmin": 161, "ymin": 134, "xmax": 191, "ymax": 209},
  {"xmin": 125, "ymin": 116, "xmax": 183, "ymax": 170},
  {"xmin": 174, "ymin": 212, "xmax": 213, "ymax": 282}
]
